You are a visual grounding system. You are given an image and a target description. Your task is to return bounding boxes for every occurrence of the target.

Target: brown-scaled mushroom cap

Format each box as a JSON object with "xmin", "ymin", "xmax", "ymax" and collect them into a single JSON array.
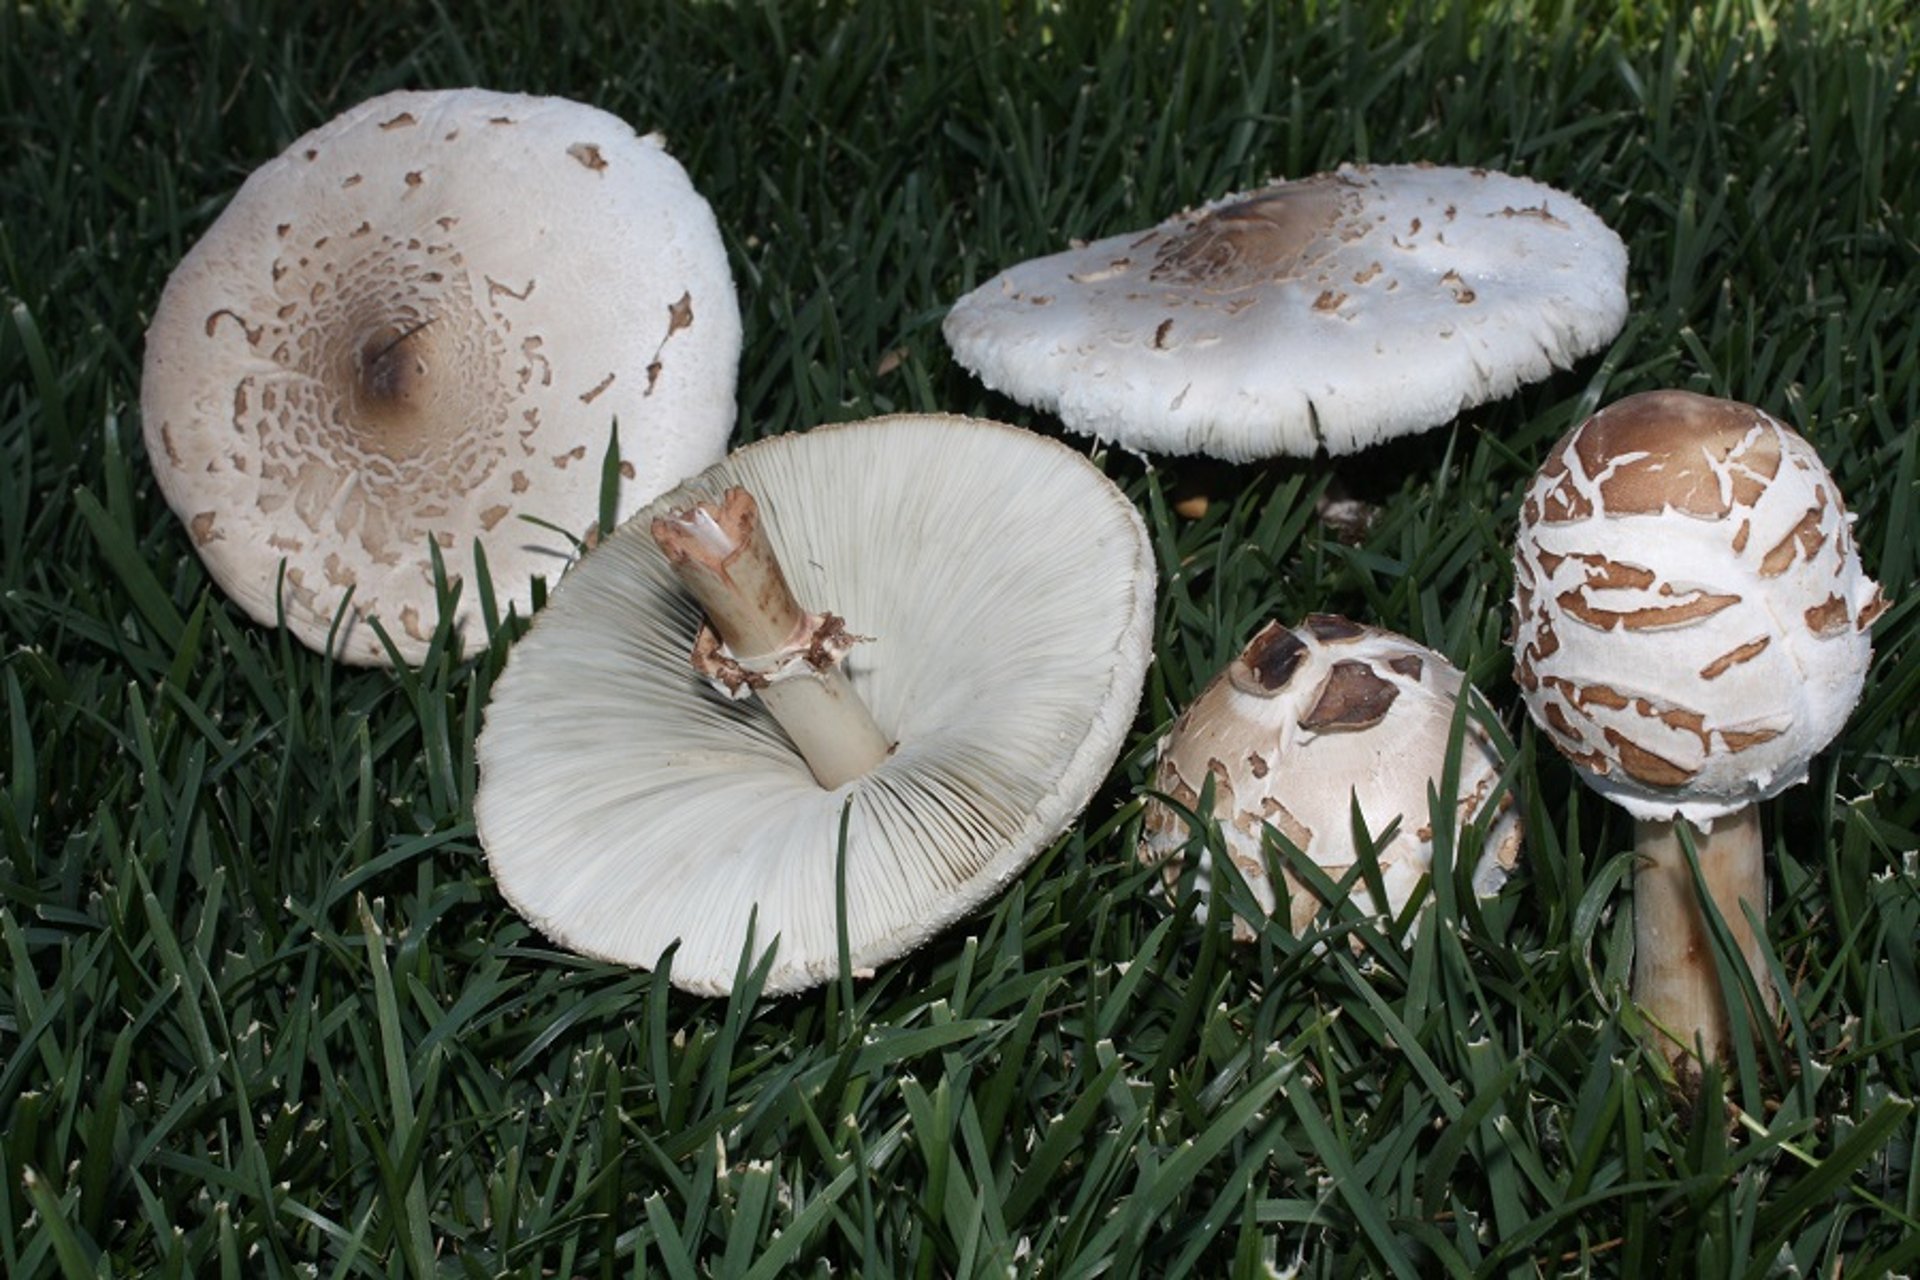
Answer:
[
  {"xmin": 1141, "ymin": 616, "xmax": 1522, "ymax": 942},
  {"xmin": 944, "ymin": 164, "xmax": 1627, "ymax": 461},
  {"xmin": 1512, "ymin": 390, "xmax": 1886, "ymax": 823},
  {"xmin": 140, "ymin": 88, "xmax": 741, "ymax": 664}
]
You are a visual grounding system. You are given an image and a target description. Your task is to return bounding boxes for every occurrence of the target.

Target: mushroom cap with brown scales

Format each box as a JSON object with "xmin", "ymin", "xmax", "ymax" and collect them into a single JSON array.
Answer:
[
  {"xmin": 1140, "ymin": 615, "xmax": 1522, "ymax": 943},
  {"xmin": 140, "ymin": 88, "xmax": 741, "ymax": 665},
  {"xmin": 1511, "ymin": 390, "xmax": 1887, "ymax": 824},
  {"xmin": 943, "ymin": 164, "xmax": 1627, "ymax": 461}
]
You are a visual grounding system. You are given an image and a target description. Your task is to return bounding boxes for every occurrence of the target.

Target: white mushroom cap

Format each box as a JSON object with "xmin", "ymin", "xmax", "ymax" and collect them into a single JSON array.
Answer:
[
  {"xmin": 140, "ymin": 88, "xmax": 741, "ymax": 664},
  {"xmin": 1140, "ymin": 615, "xmax": 1522, "ymax": 942},
  {"xmin": 474, "ymin": 414, "xmax": 1155, "ymax": 996},
  {"xmin": 944, "ymin": 163, "xmax": 1627, "ymax": 461},
  {"xmin": 1512, "ymin": 390, "xmax": 1886, "ymax": 824}
]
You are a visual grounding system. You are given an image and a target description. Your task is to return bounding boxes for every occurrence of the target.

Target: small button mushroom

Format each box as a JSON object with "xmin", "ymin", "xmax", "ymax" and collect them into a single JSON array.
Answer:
[
  {"xmin": 1511, "ymin": 389, "xmax": 1886, "ymax": 1071},
  {"xmin": 475, "ymin": 415, "xmax": 1157, "ymax": 996},
  {"xmin": 944, "ymin": 164, "xmax": 1627, "ymax": 460},
  {"xmin": 1141, "ymin": 616, "xmax": 1522, "ymax": 944},
  {"xmin": 140, "ymin": 88, "xmax": 741, "ymax": 664}
]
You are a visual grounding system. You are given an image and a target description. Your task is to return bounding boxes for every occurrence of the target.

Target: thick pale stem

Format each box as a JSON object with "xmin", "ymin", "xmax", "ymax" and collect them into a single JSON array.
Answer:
[
  {"xmin": 1632, "ymin": 806, "xmax": 1775, "ymax": 1067},
  {"xmin": 651, "ymin": 487, "xmax": 893, "ymax": 789}
]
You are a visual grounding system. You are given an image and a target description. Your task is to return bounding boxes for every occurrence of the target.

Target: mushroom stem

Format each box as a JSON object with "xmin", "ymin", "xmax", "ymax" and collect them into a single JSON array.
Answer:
[
  {"xmin": 651, "ymin": 486, "xmax": 893, "ymax": 789},
  {"xmin": 1631, "ymin": 806, "xmax": 1776, "ymax": 1066}
]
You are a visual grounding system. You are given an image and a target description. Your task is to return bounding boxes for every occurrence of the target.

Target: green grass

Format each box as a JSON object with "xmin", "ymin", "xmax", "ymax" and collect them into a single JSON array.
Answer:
[{"xmin": 3, "ymin": 0, "xmax": 1918, "ymax": 1274}]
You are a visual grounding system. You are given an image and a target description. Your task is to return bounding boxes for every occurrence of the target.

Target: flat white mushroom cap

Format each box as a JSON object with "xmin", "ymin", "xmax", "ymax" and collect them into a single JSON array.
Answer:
[
  {"xmin": 944, "ymin": 164, "xmax": 1627, "ymax": 461},
  {"xmin": 1512, "ymin": 390, "xmax": 1886, "ymax": 824},
  {"xmin": 141, "ymin": 88, "xmax": 741, "ymax": 664},
  {"xmin": 1140, "ymin": 616, "xmax": 1522, "ymax": 942},
  {"xmin": 475, "ymin": 415, "xmax": 1156, "ymax": 996}
]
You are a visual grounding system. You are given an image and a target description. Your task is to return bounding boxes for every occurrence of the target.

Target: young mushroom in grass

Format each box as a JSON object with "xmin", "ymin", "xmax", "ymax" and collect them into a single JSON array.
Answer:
[
  {"xmin": 141, "ymin": 88, "xmax": 740, "ymax": 664},
  {"xmin": 1140, "ymin": 615, "xmax": 1522, "ymax": 944},
  {"xmin": 1512, "ymin": 390, "xmax": 1886, "ymax": 1069},
  {"xmin": 944, "ymin": 163, "xmax": 1627, "ymax": 461},
  {"xmin": 475, "ymin": 414, "xmax": 1156, "ymax": 996}
]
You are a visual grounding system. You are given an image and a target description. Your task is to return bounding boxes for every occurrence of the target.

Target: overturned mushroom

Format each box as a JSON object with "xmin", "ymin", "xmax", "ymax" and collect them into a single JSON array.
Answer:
[
  {"xmin": 945, "ymin": 163, "xmax": 1627, "ymax": 460},
  {"xmin": 1141, "ymin": 615, "xmax": 1522, "ymax": 943},
  {"xmin": 1512, "ymin": 389, "xmax": 1886, "ymax": 1068},
  {"xmin": 475, "ymin": 414, "xmax": 1155, "ymax": 995},
  {"xmin": 140, "ymin": 88, "xmax": 741, "ymax": 664}
]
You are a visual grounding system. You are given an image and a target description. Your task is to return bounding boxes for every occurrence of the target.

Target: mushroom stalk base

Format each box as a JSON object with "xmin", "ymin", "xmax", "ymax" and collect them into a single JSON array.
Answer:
[
  {"xmin": 652, "ymin": 486, "xmax": 893, "ymax": 790},
  {"xmin": 1631, "ymin": 807, "xmax": 1775, "ymax": 1068}
]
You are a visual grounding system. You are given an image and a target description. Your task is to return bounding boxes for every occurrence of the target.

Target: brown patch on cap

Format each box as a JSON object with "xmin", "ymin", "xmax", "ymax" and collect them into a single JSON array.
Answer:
[
  {"xmin": 1303, "ymin": 614, "xmax": 1366, "ymax": 643},
  {"xmin": 566, "ymin": 142, "xmax": 608, "ymax": 171},
  {"xmin": 1386, "ymin": 654, "xmax": 1425, "ymax": 680},
  {"xmin": 1857, "ymin": 586, "xmax": 1889, "ymax": 629},
  {"xmin": 378, "ymin": 112, "xmax": 417, "ymax": 130},
  {"xmin": 1805, "ymin": 594, "xmax": 1852, "ymax": 636},
  {"xmin": 190, "ymin": 512, "xmax": 219, "ymax": 545},
  {"xmin": 1604, "ymin": 728, "xmax": 1697, "ymax": 787},
  {"xmin": 1312, "ymin": 289, "xmax": 1347, "ymax": 312},
  {"xmin": 1700, "ymin": 636, "xmax": 1770, "ymax": 679},
  {"xmin": 1576, "ymin": 390, "xmax": 1783, "ymax": 517},
  {"xmin": 1568, "ymin": 553, "xmax": 1656, "ymax": 591},
  {"xmin": 1300, "ymin": 660, "xmax": 1399, "ymax": 732},
  {"xmin": 1148, "ymin": 177, "xmax": 1347, "ymax": 290},
  {"xmin": 479, "ymin": 504, "xmax": 511, "ymax": 531},
  {"xmin": 1153, "ymin": 318, "xmax": 1174, "ymax": 348},
  {"xmin": 1440, "ymin": 270, "xmax": 1476, "ymax": 304},
  {"xmin": 1545, "ymin": 702, "xmax": 1583, "ymax": 743},
  {"xmin": 1229, "ymin": 622, "xmax": 1308, "ymax": 696},
  {"xmin": 1721, "ymin": 727, "xmax": 1783, "ymax": 753},
  {"xmin": 1556, "ymin": 586, "xmax": 1740, "ymax": 632},
  {"xmin": 1246, "ymin": 751, "xmax": 1269, "ymax": 779},
  {"xmin": 579, "ymin": 372, "xmax": 616, "ymax": 404},
  {"xmin": 1760, "ymin": 501, "xmax": 1829, "ymax": 576}
]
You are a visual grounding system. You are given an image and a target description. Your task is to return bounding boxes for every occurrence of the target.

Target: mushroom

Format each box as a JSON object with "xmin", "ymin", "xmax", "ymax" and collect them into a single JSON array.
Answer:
[
  {"xmin": 1511, "ymin": 389, "xmax": 1887, "ymax": 1067},
  {"xmin": 943, "ymin": 163, "xmax": 1627, "ymax": 461},
  {"xmin": 474, "ymin": 414, "xmax": 1156, "ymax": 995},
  {"xmin": 140, "ymin": 88, "xmax": 741, "ymax": 664},
  {"xmin": 1140, "ymin": 615, "xmax": 1522, "ymax": 944}
]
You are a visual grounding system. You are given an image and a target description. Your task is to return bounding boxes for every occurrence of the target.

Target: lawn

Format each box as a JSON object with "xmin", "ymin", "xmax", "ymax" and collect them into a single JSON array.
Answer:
[{"xmin": 2, "ymin": 0, "xmax": 1917, "ymax": 1275}]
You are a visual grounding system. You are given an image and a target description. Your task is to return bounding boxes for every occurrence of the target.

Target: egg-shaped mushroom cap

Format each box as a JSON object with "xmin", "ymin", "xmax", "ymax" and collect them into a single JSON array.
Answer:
[
  {"xmin": 1512, "ymin": 390, "xmax": 1886, "ymax": 824},
  {"xmin": 140, "ymin": 88, "xmax": 741, "ymax": 665},
  {"xmin": 1140, "ymin": 616, "xmax": 1522, "ymax": 943},
  {"xmin": 944, "ymin": 164, "xmax": 1627, "ymax": 461},
  {"xmin": 475, "ymin": 415, "xmax": 1156, "ymax": 996}
]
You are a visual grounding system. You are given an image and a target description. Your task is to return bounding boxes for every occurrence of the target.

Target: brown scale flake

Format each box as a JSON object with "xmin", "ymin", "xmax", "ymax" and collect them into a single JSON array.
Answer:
[
  {"xmin": 379, "ymin": 112, "xmax": 417, "ymax": 130},
  {"xmin": 1732, "ymin": 518, "xmax": 1751, "ymax": 553},
  {"xmin": 1721, "ymin": 727, "xmax": 1783, "ymax": 753},
  {"xmin": 324, "ymin": 553, "xmax": 355, "ymax": 588},
  {"xmin": 404, "ymin": 171, "xmax": 423, "ymax": 188},
  {"xmin": 1545, "ymin": 702, "xmax": 1583, "ymax": 743},
  {"xmin": 553, "ymin": 445, "xmax": 587, "ymax": 468},
  {"xmin": 190, "ymin": 512, "xmax": 219, "ymax": 545},
  {"xmin": 1353, "ymin": 261, "xmax": 1383, "ymax": 284},
  {"xmin": 480, "ymin": 504, "xmax": 511, "ymax": 531},
  {"xmin": 579, "ymin": 372, "xmax": 616, "ymax": 404},
  {"xmin": 1497, "ymin": 204, "xmax": 1570, "ymax": 229},
  {"xmin": 1568, "ymin": 552, "xmax": 1654, "ymax": 590},
  {"xmin": 510, "ymin": 470, "xmax": 530, "ymax": 494},
  {"xmin": 1312, "ymin": 290, "xmax": 1347, "ymax": 312},
  {"xmin": 1153, "ymin": 318, "xmax": 1174, "ymax": 349},
  {"xmin": 1700, "ymin": 636, "xmax": 1770, "ymax": 679},
  {"xmin": 1556, "ymin": 586, "xmax": 1740, "ymax": 632},
  {"xmin": 1304, "ymin": 614, "xmax": 1365, "ymax": 642},
  {"xmin": 1247, "ymin": 752, "xmax": 1269, "ymax": 779},
  {"xmin": 567, "ymin": 142, "xmax": 608, "ymax": 171},
  {"xmin": 1299, "ymin": 660, "xmax": 1399, "ymax": 732},
  {"xmin": 1386, "ymin": 654, "xmax": 1424, "ymax": 680},
  {"xmin": 1441, "ymin": 270, "xmax": 1476, "ymax": 304},
  {"xmin": 619, "ymin": 461, "xmax": 636, "ymax": 481},
  {"xmin": 1760, "ymin": 502, "xmax": 1828, "ymax": 576},
  {"xmin": 1805, "ymin": 594, "xmax": 1852, "ymax": 636},
  {"xmin": 1858, "ymin": 587, "xmax": 1889, "ymax": 629},
  {"xmin": 1603, "ymin": 728, "xmax": 1697, "ymax": 787},
  {"xmin": 1231, "ymin": 622, "xmax": 1309, "ymax": 695}
]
